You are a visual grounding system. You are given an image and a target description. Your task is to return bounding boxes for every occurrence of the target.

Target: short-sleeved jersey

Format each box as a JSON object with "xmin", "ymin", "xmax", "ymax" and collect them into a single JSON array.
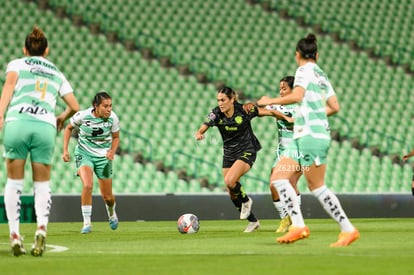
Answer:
[
  {"xmin": 70, "ymin": 107, "xmax": 120, "ymax": 157},
  {"xmin": 266, "ymin": 104, "xmax": 295, "ymax": 147},
  {"xmin": 293, "ymin": 62, "xmax": 335, "ymax": 140},
  {"xmin": 4, "ymin": 56, "xmax": 73, "ymax": 127},
  {"xmin": 203, "ymin": 102, "xmax": 261, "ymax": 158}
]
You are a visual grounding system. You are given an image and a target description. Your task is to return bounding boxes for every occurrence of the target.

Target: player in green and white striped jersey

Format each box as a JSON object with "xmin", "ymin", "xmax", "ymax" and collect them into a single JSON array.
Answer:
[
  {"xmin": 265, "ymin": 76, "xmax": 301, "ymax": 233},
  {"xmin": 265, "ymin": 74, "xmax": 340, "ymax": 233},
  {"xmin": 63, "ymin": 92, "xmax": 120, "ymax": 234},
  {"xmin": 258, "ymin": 34, "xmax": 359, "ymax": 247},
  {"xmin": 0, "ymin": 26, "xmax": 79, "ymax": 257}
]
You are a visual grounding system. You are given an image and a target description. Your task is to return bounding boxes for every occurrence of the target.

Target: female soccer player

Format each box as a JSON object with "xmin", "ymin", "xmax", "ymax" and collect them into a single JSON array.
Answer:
[
  {"xmin": 62, "ymin": 92, "xmax": 120, "ymax": 234},
  {"xmin": 195, "ymin": 86, "xmax": 292, "ymax": 232},
  {"xmin": 258, "ymin": 34, "xmax": 359, "ymax": 246},
  {"xmin": 266, "ymin": 76, "xmax": 302, "ymax": 233},
  {"xmin": 0, "ymin": 26, "xmax": 80, "ymax": 257},
  {"xmin": 267, "ymin": 75, "xmax": 340, "ymax": 233}
]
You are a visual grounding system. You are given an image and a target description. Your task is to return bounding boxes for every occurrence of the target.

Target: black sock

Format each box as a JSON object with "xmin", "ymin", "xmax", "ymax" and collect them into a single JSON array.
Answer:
[
  {"xmin": 231, "ymin": 198, "xmax": 242, "ymax": 212},
  {"xmin": 247, "ymin": 212, "xmax": 257, "ymax": 222},
  {"xmin": 230, "ymin": 182, "xmax": 249, "ymax": 203}
]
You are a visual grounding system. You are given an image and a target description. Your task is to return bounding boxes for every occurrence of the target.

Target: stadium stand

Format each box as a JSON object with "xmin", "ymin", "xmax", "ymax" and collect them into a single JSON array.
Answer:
[{"xmin": 0, "ymin": 0, "xmax": 412, "ymax": 195}]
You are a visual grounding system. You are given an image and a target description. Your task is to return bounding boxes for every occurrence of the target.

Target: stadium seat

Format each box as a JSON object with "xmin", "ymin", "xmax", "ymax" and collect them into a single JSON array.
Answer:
[{"xmin": 3, "ymin": 0, "xmax": 413, "ymax": 195}]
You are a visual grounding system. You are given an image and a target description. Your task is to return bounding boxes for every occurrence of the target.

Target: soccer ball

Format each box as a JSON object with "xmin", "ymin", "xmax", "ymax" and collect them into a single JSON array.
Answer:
[{"xmin": 177, "ymin": 213, "xmax": 200, "ymax": 234}]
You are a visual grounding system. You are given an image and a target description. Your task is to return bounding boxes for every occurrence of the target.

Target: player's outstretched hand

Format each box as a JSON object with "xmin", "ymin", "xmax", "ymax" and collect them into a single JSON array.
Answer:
[
  {"xmin": 195, "ymin": 132, "xmax": 204, "ymax": 140},
  {"xmin": 242, "ymin": 102, "xmax": 256, "ymax": 114}
]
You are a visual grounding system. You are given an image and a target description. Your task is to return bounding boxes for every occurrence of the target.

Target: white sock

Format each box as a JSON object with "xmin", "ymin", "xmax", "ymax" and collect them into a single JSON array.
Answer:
[
  {"xmin": 4, "ymin": 178, "xmax": 24, "ymax": 236},
  {"xmin": 34, "ymin": 181, "xmax": 52, "ymax": 230},
  {"xmin": 273, "ymin": 200, "xmax": 287, "ymax": 219},
  {"xmin": 312, "ymin": 185, "xmax": 354, "ymax": 232},
  {"xmin": 272, "ymin": 179, "xmax": 305, "ymax": 228},
  {"xmin": 82, "ymin": 205, "xmax": 92, "ymax": 226},
  {"xmin": 105, "ymin": 202, "xmax": 116, "ymax": 218},
  {"xmin": 276, "ymin": 194, "xmax": 302, "ymax": 219}
]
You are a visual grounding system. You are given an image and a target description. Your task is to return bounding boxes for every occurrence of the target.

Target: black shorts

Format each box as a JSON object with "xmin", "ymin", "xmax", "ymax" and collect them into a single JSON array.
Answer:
[{"xmin": 222, "ymin": 151, "xmax": 257, "ymax": 168}]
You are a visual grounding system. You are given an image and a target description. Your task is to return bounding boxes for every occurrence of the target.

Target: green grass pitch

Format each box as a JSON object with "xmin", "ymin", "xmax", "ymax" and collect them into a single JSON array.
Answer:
[{"xmin": 0, "ymin": 218, "xmax": 413, "ymax": 275}]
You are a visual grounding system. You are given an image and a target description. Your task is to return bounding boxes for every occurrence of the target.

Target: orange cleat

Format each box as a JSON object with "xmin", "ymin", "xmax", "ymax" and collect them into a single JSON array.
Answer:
[
  {"xmin": 276, "ymin": 226, "xmax": 310, "ymax": 244},
  {"xmin": 330, "ymin": 228, "xmax": 360, "ymax": 247}
]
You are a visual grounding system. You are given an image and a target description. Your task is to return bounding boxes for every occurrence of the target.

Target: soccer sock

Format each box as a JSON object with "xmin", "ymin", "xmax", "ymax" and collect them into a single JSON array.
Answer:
[
  {"xmin": 4, "ymin": 178, "xmax": 24, "ymax": 236},
  {"xmin": 297, "ymin": 194, "xmax": 302, "ymax": 206},
  {"xmin": 34, "ymin": 181, "xmax": 52, "ymax": 230},
  {"xmin": 231, "ymin": 198, "xmax": 242, "ymax": 212},
  {"xmin": 230, "ymin": 189, "xmax": 256, "ymax": 221},
  {"xmin": 229, "ymin": 181, "xmax": 249, "ymax": 203},
  {"xmin": 105, "ymin": 202, "xmax": 116, "ymax": 218},
  {"xmin": 273, "ymin": 200, "xmax": 288, "ymax": 219},
  {"xmin": 312, "ymin": 185, "xmax": 354, "ymax": 232},
  {"xmin": 247, "ymin": 212, "xmax": 258, "ymax": 222},
  {"xmin": 82, "ymin": 205, "xmax": 92, "ymax": 226},
  {"xmin": 272, "ymin": 179, "xmax": 305, "ymax": 228}
]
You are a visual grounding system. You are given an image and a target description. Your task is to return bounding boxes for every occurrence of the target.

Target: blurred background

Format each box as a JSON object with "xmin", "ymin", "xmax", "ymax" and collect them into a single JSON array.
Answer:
[{"xmin": 1, "ymin": 0, "xmax": 413, "ymax": 198}]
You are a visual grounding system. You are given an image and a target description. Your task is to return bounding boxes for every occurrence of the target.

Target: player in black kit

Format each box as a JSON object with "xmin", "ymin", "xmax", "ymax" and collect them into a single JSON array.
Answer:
[{"xmin": 195, "ymin": 86, "xmax": 293, "ymax": 232}]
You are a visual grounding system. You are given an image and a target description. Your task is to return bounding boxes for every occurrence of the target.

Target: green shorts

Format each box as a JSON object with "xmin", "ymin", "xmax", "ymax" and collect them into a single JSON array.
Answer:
[
  {"xmin": 272, "ymin": 143, "xmax": 288, "ymax": 168},
  {"xmin": 3, "ymin": 120, "xmax": 56, "ymax": 164},
  {"xmin": 75, "ymin": 152, "xmax": 112, "ymax": 179},
  {"xmin": 282, "ymin": 136, "xmax": 330, "ymax": 167}
]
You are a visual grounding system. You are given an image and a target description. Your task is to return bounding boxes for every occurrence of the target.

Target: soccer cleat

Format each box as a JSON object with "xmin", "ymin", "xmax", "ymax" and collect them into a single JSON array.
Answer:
[
  {"xmin": 330, "ymin": 228, "xmax": 360, "ymax": 247},
  {"xmin": 109, "ymin": 215, "xmax": 118, "ymax": 230},
  {"xmin": 80, "ymin": 224, "xmax": 92, "ymax": 234},
  {"xmin": 244, "ymin": 220, "xmax": 260, "ymax": 233},
  {"xmin": 240, "ymin": 197, "xmax": 253, "ymax": 220},
  {"xmin": 276, "ymin": 226, "xmax": 310, "ymax": 244},
  {"xmin": 10, "ymin": 233, "xmax": 26, "ymax": 257},
  {"xmin": 276, "ymin": 216, "xmax": 292, "ymax": 233},
  {"xmin": 31, "ymin": 228, "xmax": 46, "ymax": 257}
]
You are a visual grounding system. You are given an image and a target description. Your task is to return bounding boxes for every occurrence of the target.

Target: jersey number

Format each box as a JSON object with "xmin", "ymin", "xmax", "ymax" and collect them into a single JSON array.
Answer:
[
  {"xmin": 35, "ymin": 79, "xmax": 48, "ymax": 100},
  {"xmin": 91, "ymin": 127, "xmax": 104, "ymax": 137}
]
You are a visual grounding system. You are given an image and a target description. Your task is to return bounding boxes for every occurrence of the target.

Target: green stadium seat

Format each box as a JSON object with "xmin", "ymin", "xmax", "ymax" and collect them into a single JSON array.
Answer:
[{"xmin": 3, "ymin": 0, "xmax": 414, "ymax": 195}]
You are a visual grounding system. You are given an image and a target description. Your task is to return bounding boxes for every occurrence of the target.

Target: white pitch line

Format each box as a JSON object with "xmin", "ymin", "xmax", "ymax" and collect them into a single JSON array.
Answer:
[
  {"xmin": 0, "ymin": 242, "xmax": 69, "ymax": 253},
  {"xmin": 46, "ymin": 244, "xmax": 69, "ymax": 253}
]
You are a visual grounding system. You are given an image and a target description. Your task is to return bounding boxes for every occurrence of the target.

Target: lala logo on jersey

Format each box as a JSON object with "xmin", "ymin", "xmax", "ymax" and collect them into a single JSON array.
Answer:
[
  {"xmin": 235, "ymin": 116, "xmax": 243, "ymax": 124},
  {"xmin": 18, "ymin": 101, "xmax": 48, "ymax": 115}
]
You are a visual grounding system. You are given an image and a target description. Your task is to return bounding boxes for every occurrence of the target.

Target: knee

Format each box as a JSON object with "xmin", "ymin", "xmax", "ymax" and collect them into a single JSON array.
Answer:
[
  {"xmin": 223, "ymin": 175, "xmax": 236, "ymax": 189},
  {"xmin": 82, "ymin": 182, "xmax": 93, "ymax": 193}
]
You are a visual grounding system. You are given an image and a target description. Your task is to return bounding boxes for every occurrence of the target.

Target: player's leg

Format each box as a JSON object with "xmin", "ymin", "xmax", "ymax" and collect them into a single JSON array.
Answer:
[
  {"xmin": 29, "ymin": 124, "xmax": 56, "ymax": 256},
  {"xmin": 98, "ymin": 178, "xmax": 118, "ymax": 230},
  {"xmin": 271, "ymin": 157, "xmax": 309, "ymax": 243},
  {"xmin": 78, "ymin": 164, "xmax": 95, "ymax": 233},
  {"xmin": 411, "ymin": 174, "xmax": 414, "ymax": 196},
  {"xmin": 3, "ymin": 121, "xmax": 29, "ymax": 256},
  {"xmin": 224, "ymin": 159, "xmax": 253, "ymax": 216},
  {"xmin": 30, "ymin": 162, "xmax": 52, "ymax": 256},
  {"xmin": 97, "ymin": 159, "xmax": 118, "ymax": 230},
  {"xmin": 4, "ymin": 159, "xmax": 26, "ymax": 256},
  {"xmin": 303, "ymin": 137, "xmax": 359, "ymax": 246},
  {"xmin": 272, "ymin": 170, "xmax": 302, "ymax": 233},
  {"xmin": 304, "ymin": 163, "xmax": 359, "ymax": 246},
  {"xmin": 223, "ymin": 159, "xmax": 259, "ymax": 232}
]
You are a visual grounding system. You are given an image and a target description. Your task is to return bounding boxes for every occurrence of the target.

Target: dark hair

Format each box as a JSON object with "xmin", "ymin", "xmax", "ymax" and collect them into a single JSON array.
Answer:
[
  {"xmin": 296, "ymin": 33, "xmax": 317, "ymax": 60},
  {"xmin": 25, "ymin": 26, "xmax": 48, "ymax": 56},
  {"xmin": 280, "ymin": 76, "xmax": 294, "ymax": 89},
  {"xmin": 217, "ymin": 86, "xmax": 238, "ymax": 102},
  {"xmin": 92, "ymin": 91, "xmax": 112, "ymax": 108}
]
